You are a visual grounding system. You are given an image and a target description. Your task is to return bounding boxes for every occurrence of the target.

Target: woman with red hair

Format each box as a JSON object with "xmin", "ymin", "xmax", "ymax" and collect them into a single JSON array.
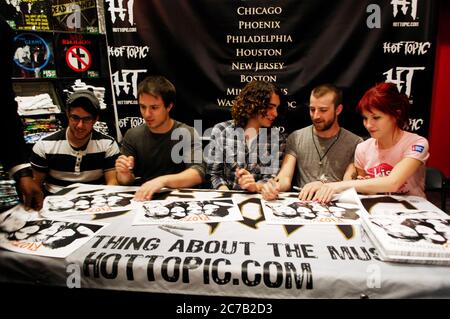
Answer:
[{"xmin": 299, "ymin": 82, "xmax": 429, "ymax": 202}]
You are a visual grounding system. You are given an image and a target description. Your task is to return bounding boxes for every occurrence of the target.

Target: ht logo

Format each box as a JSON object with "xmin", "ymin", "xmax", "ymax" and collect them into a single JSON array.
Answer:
[
  {"xmin": 112, "ymin": 69, "xmax": 147, "ymax": 98},
  {"xmin": 366, "ymin": 0, "xmax": 419, "ymax": 29},
  {"xmin": 105, "ymin": 0, "xmax": 135, "ymax": 25},
  {"xmin": 383, "ymin": 66, "xmax": 424, "ymax": 97},
  {"xmin": 391, "ymin": 0, "xmax": 418, "ymax": 20}
]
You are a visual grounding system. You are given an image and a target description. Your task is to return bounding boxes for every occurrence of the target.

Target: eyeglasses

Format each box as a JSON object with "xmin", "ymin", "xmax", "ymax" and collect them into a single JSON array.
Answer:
[{"xmin": 69, "ymin": 114, "xmax": 95, "ymax": 124}]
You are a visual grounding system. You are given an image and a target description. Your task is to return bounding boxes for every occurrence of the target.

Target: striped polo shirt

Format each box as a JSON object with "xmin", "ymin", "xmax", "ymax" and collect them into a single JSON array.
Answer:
[{"xmin": 30, "ymin": 128, "xmax": 120, "ymax": 193}]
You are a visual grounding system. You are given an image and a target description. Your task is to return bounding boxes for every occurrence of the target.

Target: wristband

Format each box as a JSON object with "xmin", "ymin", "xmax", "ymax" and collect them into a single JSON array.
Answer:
[
  {"xmin": 13, "ymin": 167, "xmax": 33, "ymax": 182},
  {"xmin": 319, "ymin": 174, "xmax": 328, "ymax": 183}
]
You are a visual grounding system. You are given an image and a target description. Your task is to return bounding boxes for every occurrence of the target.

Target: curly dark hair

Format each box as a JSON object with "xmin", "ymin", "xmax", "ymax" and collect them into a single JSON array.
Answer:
[{"xmin": 231, "ymin": 81, "xmax": 282, "ymax": 128}]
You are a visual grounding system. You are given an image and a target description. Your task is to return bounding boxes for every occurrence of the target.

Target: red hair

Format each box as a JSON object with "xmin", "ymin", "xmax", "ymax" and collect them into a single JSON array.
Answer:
[{"xmin": 356, "ymin": 82, "xmax": 410, "ymax": 129}]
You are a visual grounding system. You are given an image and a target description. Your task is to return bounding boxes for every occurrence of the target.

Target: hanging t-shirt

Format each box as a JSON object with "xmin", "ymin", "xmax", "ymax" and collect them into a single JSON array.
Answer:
[{"xmin": 355, "ymin": 131, "xmax": 429, "ymax": 197}]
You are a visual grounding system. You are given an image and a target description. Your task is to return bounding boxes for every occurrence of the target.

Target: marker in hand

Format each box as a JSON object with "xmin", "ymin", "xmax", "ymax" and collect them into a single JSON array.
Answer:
[
  {"xmin": 127, "ymin": 156, "xmax": 134, "ymax": 170},
  {"xmin": 122, "ymin": 155, "xmax": 134, "ymax": 172},
  {"xmin": 231, "ymin": 161, "xmax": 240, "ymax": 172}
]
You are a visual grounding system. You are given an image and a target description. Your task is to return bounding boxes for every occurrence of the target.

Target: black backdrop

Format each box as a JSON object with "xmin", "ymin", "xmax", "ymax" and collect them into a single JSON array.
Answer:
[{"xmin": 104, "ymin": 0, "xmax": 438, "ymax": 140}]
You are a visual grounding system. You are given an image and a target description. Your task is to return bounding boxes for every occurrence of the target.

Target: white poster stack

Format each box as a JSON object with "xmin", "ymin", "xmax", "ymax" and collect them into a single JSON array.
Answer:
[{"xmin": 359, "ymin": 196, "xmax": 450, "ymax": 265}]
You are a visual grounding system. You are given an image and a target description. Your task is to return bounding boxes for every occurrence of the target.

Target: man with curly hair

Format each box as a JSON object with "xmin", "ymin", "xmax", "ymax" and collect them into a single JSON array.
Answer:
[{"xmin": 205, "ymin": 81, "xmax": 287, "ymax": 192}]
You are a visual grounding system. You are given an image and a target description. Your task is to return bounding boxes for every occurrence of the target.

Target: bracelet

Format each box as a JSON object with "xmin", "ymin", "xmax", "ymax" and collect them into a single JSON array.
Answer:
[
  {"xmin": 319, "ymin": 174, "xmax": 328, "ymax": 183},
  {"xmin": 13, "ymin": 167, "xmax": 33, "ymax": 182}
]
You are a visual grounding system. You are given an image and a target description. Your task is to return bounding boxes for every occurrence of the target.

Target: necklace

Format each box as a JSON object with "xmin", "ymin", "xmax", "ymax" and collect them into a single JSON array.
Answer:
[{"xmin": 311, "ymin": 127, "xmax": 341, "ymax": 166}]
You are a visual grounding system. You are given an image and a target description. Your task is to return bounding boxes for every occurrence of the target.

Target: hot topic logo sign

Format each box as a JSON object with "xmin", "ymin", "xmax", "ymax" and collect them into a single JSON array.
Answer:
[
  {"xmin": 366, "ymin": 0, "xmax": 420, "ymax": 29},
  {"xmin": 391, "ymin": 0, "xmax": 418, "ymax": 20},
  {"xmin": 383, "ymin": 66, "xmax": 424, "ymax": 97},
  {"xmin": 391, "ymin": 0, "xmax": 420, "ymax": 27},
  {"xmin": 105, "ymin": 0, "xmax": 136, "ymax": 32}
]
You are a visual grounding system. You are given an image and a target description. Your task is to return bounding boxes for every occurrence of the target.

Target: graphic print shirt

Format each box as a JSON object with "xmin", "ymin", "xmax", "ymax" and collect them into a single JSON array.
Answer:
[{"xmin": 355, "ymin": 131, "xmax": 429, "ymax": 197}]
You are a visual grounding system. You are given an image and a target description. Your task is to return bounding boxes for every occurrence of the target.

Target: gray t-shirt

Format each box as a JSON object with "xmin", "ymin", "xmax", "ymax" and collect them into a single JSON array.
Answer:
[
  {"xmin": 286, "ymin": 125, "xmax": 363, "ymax": 187},
  {"xmin": 120, "ymin": 120, "xmax": 205, "ymax": 184}
]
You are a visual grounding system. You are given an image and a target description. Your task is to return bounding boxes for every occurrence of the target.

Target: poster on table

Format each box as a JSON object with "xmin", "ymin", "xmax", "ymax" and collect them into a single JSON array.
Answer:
[
  {"xmin": 359, "ymin": 194, "xmax": 448, "ymax": 216},
  {"xmin": 360, "ymin": 210, "xmax": 450, "ymax": 265},
  {"xmin": 261, "ymin": 188, "xmax": 364, "ymax": 225},
  {"xmin": 133, "ymin": 199, "xmax": 243, "ymax": 225},
  {"xmin": 42, "ymin": 190, "xmax": 136, "ymax": 217},
  {"xmin": 0, "ymin": 205, "xmax": 106, "ymax": 258}
]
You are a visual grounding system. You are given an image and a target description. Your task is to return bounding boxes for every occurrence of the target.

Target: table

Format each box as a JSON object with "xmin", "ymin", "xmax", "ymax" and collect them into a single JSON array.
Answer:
[{"xmin": 1, "ymin": 185, "xmax": 450, "ymax": 299}]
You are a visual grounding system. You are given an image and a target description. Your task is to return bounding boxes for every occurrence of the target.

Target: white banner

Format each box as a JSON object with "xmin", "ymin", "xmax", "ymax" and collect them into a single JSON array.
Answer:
[{"xmin": 1, "ymin": 185, "xmax": 450, "ymax": 298}]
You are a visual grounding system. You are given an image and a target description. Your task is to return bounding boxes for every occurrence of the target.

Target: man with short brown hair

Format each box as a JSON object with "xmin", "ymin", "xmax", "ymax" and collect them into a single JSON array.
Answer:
[
  {"xmin": 115, "ymin": 76, "xmax": 205, "ymax": 201},
  {"xmin": 261, "ymin": 84, "xmax": 362, "ymax": 200}
]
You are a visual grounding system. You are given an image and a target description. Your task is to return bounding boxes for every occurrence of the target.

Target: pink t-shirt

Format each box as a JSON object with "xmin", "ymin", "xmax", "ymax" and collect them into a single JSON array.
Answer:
[{"xmin": 355, "ymin": 131, "xmax": 429, "ymax": 197}]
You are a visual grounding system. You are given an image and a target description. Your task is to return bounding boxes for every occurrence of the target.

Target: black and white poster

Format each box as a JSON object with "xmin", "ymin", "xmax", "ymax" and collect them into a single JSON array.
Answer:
[
  {"xmin": 361, "ymin": 210, "xmax": 450, "ymax": 265},
  {"xmin": 133, "ymin": 199, "xmax": 243, "ymax": 225},
  {"xmin": 261, "ymin": 188, "xmax": 363, "ymax": 225},
  {"xmin": 0, "ymin": 205, "xmax": 106, "ymax": 258},
  {"xmin": 42, "ymin": 191, "xmax": 136, "ymax": 217}
]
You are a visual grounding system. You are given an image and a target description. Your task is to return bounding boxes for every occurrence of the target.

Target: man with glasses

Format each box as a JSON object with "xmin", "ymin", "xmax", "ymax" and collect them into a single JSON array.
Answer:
[
  {"xmin": 30, "ymin": 90, "xmax": 120, "ymax": 194},
  {"xmin": 115, "ymin": 76, "xmax": 205, "ymax": 201}
]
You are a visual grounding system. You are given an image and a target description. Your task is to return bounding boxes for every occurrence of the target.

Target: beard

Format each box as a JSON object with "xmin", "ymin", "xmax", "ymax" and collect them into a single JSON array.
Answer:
[{"xmin": 313, "ymin": 118, "xmax": 334, "ymax": 131}]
